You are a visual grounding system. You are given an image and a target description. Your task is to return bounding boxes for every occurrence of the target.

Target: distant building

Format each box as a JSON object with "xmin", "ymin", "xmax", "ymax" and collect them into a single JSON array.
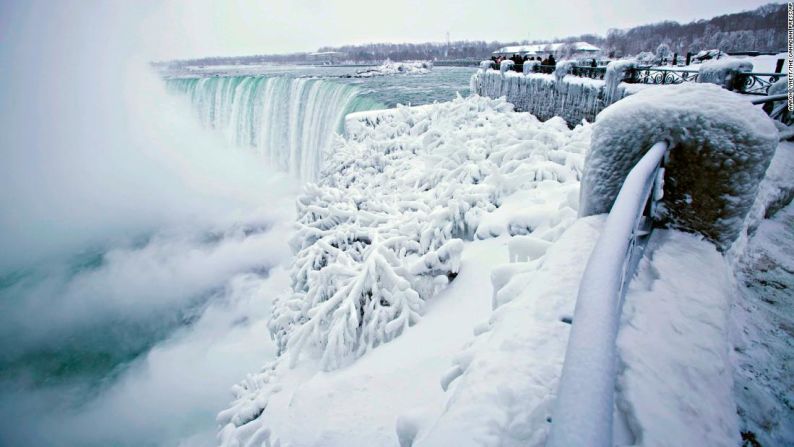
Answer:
[
  {"xmin": 308, "ymin": 51, "xmax": 346, "ymax": 64},
  {"xmin": 492, "ymin": 42, "xmax": 600, "ymax": 58}
]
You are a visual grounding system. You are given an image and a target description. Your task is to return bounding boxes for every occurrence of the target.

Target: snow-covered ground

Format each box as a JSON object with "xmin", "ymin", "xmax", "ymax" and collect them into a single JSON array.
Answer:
[
  {"xmin": 219, "ymin": 92, "xmax": 792, "ymax": 447},
  {"xmin": 219, "ymin": 94, "xmax": 591, "ymax": 446}
]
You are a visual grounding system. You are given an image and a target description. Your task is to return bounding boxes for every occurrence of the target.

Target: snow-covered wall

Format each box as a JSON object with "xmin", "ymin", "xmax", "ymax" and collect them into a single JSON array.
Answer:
[
  {"xmin": 697, "ymin": 58, "xmax": 753, "ymax": 91},
  {"xmin": 580, "ymin": 83, "xmax": 779, "ymax": 250},
  {"xmin": 470, "ymin": 68, "xmax": 630, "ymax": 126}
]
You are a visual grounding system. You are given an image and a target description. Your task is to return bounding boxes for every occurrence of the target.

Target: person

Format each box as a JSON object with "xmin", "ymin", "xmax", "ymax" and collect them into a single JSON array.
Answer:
[
  {"xmin": 547, "ymin": 54, "xmax": 556, "ymax": 67},
  {"xmin": 591, "ymin": 58, "xmax": 597, "ymax": 68}
]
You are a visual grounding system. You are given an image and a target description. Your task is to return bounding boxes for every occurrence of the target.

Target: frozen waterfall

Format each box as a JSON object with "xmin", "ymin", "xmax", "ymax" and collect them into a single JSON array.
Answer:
[{"xmin": 167, "ymin": 76, "xmax": 384, "ymax": 181}]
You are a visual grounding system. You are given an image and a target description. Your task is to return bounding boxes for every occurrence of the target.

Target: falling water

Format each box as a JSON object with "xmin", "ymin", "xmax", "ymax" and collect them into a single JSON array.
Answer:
[{"xmin": 166, "ymin": 76, "xmax": 384, "ymax": 181}]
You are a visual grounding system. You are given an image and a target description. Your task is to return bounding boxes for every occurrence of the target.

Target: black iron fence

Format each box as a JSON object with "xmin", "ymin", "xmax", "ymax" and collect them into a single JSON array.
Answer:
[{"xmin": 488, "ymin": 63, "xmax": 785, "ymax": 96}]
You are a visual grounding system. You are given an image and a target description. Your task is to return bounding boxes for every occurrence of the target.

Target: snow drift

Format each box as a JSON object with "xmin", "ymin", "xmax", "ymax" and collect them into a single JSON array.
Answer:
[
  {"xmin": 579, "ymin": 83, "xmax": 778, "ymax": 250},
  {"xmin": 218, "ymin": 94, "xmax": 591, "ymax": 445}
]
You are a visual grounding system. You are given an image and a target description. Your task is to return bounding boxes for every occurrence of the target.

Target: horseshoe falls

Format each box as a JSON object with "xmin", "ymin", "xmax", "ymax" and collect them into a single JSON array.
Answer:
[
  {"xmin": 166, "ymin": 76, "xmax": 385, "ymax": 181},
  {"xmin": 1, "ymin": 51, "xmax": 474, "ymax": 447}
]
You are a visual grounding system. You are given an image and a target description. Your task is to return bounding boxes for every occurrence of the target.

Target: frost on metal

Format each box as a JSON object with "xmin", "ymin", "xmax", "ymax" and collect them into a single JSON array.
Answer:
[{"xmin": 580, "ymin": 82, "xmax": 778, "ymax": 250}]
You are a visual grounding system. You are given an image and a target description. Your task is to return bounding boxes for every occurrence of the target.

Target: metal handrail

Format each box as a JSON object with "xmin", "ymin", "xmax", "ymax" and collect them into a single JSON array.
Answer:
[
  {"xmin": 548, "ymin": 141, "xmax": 669, "ymax": 447},
  {"xmin": 635, "ymin": 66, "xmax": 699, "ymax": 73},
  {"xmin": 751, "ymin": 93, "xmax": 789, "ymax": 104}
]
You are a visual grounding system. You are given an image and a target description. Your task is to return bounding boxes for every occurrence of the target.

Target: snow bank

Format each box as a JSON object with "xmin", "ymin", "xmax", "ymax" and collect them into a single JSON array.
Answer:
[
  {"xmin": 697, "ymin": 58, "xmax": 753, "ymax": 90},
  {"xmin": 580, "ymin": 83, "xmax": 778, "ymax": 250},
  {"xmin": 218, "ymin": 95, "xmax": 592, "ymax": 446},
  {"xmin": 470, "ymin": 69, "xmax": 628, "ymax": 126},
  {"xmin": 415, "ymin": 216, "xmax": 605, "ymax": 446},
  {"xmin": 354, "ymin": 60, "xmax": 432, "ymax": 78},
  {"xmin": 616, "ymin": 230, "xmax": 741, "ymax": 446},
  {"xmin": 731, "ymin": 201, "xmax": 794, "ymax": 446}
]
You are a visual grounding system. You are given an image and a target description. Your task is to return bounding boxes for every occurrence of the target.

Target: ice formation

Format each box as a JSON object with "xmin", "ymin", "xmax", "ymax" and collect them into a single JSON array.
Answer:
[
  {"xmin": 604, "ymin": 59, "xmax": 638, "ymax": 102},
  {"xmin": 697, "ymin": 58, "xmax": 753, "ymax": 90},
  {"xmin": 353, "ymin": 60, "xmax": 433, "ymax": 78},
  {"xmin": 416, "ymin": 216, "xmax": 604, "ymax": 446},
  {"xmin": 214, "ymin": 77, "xmax": 792, "ymax": 447},
  {"xmin": 523, "ymin": 60, "xmax": 539, "ymax": 75},
  {"xmin": 218, "ymin": 94, "xmax": 592, "ymax": 446},
  {"xmin": 579, "ymin": 82, "xmax": 778, "ymax": 250},
  {"xmin": 553, "ymin": 59, "xmax": 576, "ymax": 81},
  {"xmin": 470, "ymin": 68, "xmax": 628, "ymax": 126}
]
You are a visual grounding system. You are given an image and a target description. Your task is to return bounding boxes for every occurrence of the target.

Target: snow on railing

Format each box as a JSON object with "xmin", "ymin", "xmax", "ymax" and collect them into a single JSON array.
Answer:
[{"xmin": 548, "ymin": 141, "xmax": 669, "ymax": 447}]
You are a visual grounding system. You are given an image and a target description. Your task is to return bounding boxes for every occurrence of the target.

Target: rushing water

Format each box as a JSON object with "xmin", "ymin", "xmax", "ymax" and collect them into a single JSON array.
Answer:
[
  {"xmin": 164, "ymin": 66, "xmax": 474, "ymax": 180},
  {"xmin": 0, "ymin": 63, "xmax": 474, "ymax": 446},
  {"xmin": 166, "ymin": 76, "xmax": 383, "ymax": 180}
]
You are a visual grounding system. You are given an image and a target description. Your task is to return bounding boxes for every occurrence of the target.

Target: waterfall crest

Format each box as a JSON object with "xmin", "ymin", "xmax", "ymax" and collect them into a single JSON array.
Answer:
[{"xmin": 167, "ymin": 76, "xmax": 383, "ymax": 181}]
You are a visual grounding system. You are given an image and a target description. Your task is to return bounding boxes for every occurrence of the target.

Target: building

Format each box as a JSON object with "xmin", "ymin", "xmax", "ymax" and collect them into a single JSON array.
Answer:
[
  {"xmin": 308, "ymin": 51, "xmax": 346, "ymax": 64},
  {"xmin": 492, "ymin": 41, "xmax": 600, "ymax": 58}
]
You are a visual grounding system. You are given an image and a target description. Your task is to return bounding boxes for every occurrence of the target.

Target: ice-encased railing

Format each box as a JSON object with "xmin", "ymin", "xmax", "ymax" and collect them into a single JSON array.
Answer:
[
  {"xmin": 470, "ymin": 68, "xmax": 630, "ymax": 126},
  {"xmin": 166, "ymin": 76, "xmax": 383, "ymax": 181}
]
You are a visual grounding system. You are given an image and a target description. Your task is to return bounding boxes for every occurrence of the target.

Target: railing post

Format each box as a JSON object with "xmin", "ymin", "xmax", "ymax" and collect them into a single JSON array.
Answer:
[
  {"xmin": 775, "ymin": 58, "xmax": 784, "ymax": 74},
  {"xmin": 685, "ymin": 52, "xmax": 691, "ymax": 66}
]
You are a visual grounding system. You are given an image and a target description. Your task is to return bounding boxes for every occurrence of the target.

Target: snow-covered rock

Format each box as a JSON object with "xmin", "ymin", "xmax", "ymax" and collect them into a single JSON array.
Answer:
[
  {"xmin": 580, "ymin": 83, "xmax": 778, "ymax": 250},
  {"xmin": 354, "ymin": 60, "xmax": 432, "ymax": 78},
  {"xmin": 693, "ymin": 49, "xmax": 729, "ymax": 63},
  {"xmin": 697, "ymin": 58, "xmax": 753, "ymax": 90}
]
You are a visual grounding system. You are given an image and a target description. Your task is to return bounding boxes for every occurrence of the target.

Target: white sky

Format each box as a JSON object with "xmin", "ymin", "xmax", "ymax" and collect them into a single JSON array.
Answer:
[
  {"xmin": 139, "ymin": 0, "xmax": 777, "ymax": 59},
  {"xmin": 1, "ymin": 0, "xmax": 780, "ymax": 60}
]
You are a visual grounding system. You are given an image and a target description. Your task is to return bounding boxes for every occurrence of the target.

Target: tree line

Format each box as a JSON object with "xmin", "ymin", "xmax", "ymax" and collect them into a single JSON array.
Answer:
[{"xmin": 164, "ymin": 3, "xmax": 785, "ymax": 66}]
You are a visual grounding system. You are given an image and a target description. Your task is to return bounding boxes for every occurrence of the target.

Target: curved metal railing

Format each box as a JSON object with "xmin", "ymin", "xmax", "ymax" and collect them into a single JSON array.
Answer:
[{"xmin": 548, "ymin": 141, "xmax": 670, "ymax": 447}]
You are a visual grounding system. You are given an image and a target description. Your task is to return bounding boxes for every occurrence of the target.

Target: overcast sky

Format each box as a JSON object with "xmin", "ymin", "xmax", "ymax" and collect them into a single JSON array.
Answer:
[
  {"xmin": 1, "ymin": 0, "xmax": 780, "ymax": 61},
  {"xmin": 136, "ymin": 0, "xmax": 777, "ymax": 59}
]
